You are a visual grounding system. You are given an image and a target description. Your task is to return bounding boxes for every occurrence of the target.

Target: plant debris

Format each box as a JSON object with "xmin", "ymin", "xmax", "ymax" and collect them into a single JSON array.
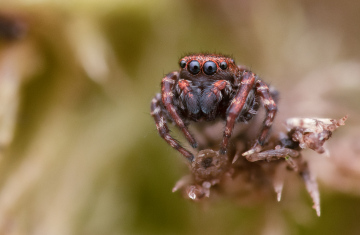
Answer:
[{"xmin": 172, "ymin": 116, "xmax": 347, "ymax": 216}]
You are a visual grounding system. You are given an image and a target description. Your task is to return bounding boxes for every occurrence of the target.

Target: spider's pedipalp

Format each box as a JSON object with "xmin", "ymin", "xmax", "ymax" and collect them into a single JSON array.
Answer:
[
  {"xmin": 178, "ymin": 79, "xmax": 200, "ymax": 115},
  {"xmin": 200, "ymin": 80, "xmax": 229, "ymax": 115}
]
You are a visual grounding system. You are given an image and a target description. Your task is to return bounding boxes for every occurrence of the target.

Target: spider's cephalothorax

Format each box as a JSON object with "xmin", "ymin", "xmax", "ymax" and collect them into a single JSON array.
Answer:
[{"xmin": 151, "ymin": 54, "xmax": 277, "ymax": 162}]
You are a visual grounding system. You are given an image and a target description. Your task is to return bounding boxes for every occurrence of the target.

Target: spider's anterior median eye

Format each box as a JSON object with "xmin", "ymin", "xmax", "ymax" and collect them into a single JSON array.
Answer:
[
  {"xmin": 203, "ymin": 61, "xmax": 217, "ymax": 75},
  {"xmin": 188, "ymin": 60, "xmax": 200, "ymax": 74},
  {"xmin": 180, "ymin": 60, "xmax": 186, "ymax": 68},
  {"xmin": 220, "ymin": 61, "xmax": 228, "ymax": 70}
]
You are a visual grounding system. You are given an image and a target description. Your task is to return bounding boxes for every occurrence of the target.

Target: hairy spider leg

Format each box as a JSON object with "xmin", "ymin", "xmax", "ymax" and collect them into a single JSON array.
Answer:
[
  {"xmin": 220, "ymin": 71, "xmax": 256, "ymax": 154},
  {"xmin": 247, "ymin": 80, "xmax": 278, "ymax": 150},
  {"xmin": 151, "ymin": 93, "xmax": 194, "ymax": 162},
  {"xmin": 241, "ymin": 80, "xmax": 278, "ymax": 156},
  {"xmin": 161, "ymin": 72, "xmax": 198, "ymax": 148}
]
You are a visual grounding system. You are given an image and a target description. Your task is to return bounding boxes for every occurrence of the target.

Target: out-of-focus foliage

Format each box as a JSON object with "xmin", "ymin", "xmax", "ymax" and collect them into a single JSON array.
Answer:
[{"xmin": 0, "ymin": 0, "xmax": 360, "ymax": 234}]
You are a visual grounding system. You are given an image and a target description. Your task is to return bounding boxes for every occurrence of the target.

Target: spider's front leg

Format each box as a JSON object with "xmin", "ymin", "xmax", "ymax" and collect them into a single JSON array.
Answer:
[
  {"xmin": 219, "ymin": 71, "xmax": 256, "ymax": 154},
  {"xmin": 151, "ymin": 93, "xmax": 194, "ymax": 162},
  {"xmin": 219, "ymin": 71, "xmax": 278, "ymax": 155},
  {"xmin": 161, "ymin": 72, "xmax": 197, "ymax": 148}
]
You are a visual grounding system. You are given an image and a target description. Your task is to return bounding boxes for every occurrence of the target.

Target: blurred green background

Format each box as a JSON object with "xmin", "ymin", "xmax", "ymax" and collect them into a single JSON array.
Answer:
[{"xmin": 0, "ymin": 0, "xmax": 360, "ymax": 234}]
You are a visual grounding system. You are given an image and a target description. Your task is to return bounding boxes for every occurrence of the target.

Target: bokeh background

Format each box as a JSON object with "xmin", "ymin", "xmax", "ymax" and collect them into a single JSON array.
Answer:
[{"xmin": 0, "ymin": 0, "xmax": 360, "ymax": 234}]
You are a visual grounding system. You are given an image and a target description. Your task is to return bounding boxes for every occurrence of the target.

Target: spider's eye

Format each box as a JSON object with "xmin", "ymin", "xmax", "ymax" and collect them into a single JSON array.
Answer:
[
  {"xmin": 188, "ymin": 60, "xmax": 200, "ymax": 74},
  {"xmin": 180, "ymin": 60, "xmax": 186, "ymax": 68},
  {"xmin": 203, "ymin": 61, "xmax": 217, "ymax": 75},
  {"xmin": 220, "ymin": 61, "xmax": 227, "ymax": 70}
]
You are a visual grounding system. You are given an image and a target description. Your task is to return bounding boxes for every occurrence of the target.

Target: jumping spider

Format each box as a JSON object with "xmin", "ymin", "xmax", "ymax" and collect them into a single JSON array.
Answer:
[{"xmin": 151, "ymin": 54, "xmax": 277, "ymax": 162}]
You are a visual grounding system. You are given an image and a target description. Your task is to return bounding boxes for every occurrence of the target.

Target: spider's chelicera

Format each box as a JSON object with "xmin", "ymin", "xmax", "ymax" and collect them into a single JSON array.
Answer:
[{"xmin": 151, "ymin": 54, "xmax": 277, "ymax": 162}]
